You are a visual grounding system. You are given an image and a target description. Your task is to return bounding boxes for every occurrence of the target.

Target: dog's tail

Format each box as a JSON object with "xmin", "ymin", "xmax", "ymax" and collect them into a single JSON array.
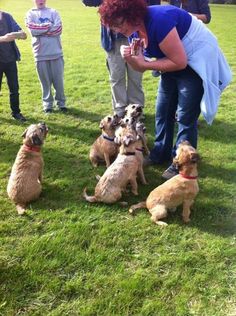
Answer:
[
  {"xmin": 83, "ymin": 188, "xmax": 97, "ymax": 203},
  {"xmin": 16, "ymin": 204, "xmax": 26, "ymax": 215},
  {"xmin": 129, "ymin": 201, "xmax": 147, "ymax": 215}
]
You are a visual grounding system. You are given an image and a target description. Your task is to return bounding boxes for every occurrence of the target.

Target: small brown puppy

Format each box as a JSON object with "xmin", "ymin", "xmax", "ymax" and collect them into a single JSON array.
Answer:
[
  {"xmin": 84, "ymin": 127, "xmax": 140, "ymax": 204},
  {"xmin": 7, "ymin": 123, "xmax": 48, "ymax": 215},
  {"xmin": 90, "ymin": 114, "xmax": 119, "ymax": 167},
  {"xmin": 129, "ymin": 141, "xmax": 200, "ymax": 226}
]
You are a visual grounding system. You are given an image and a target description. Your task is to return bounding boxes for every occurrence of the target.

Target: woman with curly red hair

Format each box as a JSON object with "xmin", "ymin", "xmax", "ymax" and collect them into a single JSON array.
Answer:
[{"xmin": 98, "ymin": 0, "xmax": 231, "ymax": 179}]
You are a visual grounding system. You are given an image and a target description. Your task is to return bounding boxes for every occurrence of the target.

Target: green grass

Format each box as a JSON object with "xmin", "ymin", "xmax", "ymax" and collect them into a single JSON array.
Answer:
[{"xmin": 0, "ymin": 1, "xmax": 236, "ymax": 315}]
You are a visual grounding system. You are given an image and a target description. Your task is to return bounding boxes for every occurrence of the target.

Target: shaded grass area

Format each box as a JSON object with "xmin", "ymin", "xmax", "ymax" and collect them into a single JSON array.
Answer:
[{"xmin": 0, "ymin": 1, "xmax": 235, "ymax": 315}]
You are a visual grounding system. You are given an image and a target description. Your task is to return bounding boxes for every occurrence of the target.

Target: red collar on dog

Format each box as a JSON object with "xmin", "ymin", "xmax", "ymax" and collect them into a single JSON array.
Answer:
[
  {"xmin": 102, "ymin": 134, "xmax": 114, "ymax": 142},
  {"xmin": 23, "ymin": 144, "xmax": 41, "ymax": 152},
  {"xmin": 179, "ymin": 172, "xmax": 198, "ymax": 180}
]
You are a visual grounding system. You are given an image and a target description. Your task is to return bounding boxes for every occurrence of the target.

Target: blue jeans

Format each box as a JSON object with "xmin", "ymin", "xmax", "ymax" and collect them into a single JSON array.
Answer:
[
  {"xmin": 0, "ymin": 61, "xmax": 20, "ymax": 114},
  {"xmin": 150, "ymin": 66, "xmax": 203, "ymax": 164}
]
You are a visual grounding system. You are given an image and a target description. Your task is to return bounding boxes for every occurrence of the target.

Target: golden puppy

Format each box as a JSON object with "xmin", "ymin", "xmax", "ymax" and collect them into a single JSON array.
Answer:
[
  {"xmin": 84, "ymin": 127, "xmax": 140, "ymax": 204},
  {"xmin": 7, "ymin": 123, "xmax": 48, "ymax": 215},
  {"xmin": 129, "ymin": 141, "xmax": 200, "ymax": 226},
  {"xmin": 90, "ymin": 114, "xmax": 119, "ymax": 167}
]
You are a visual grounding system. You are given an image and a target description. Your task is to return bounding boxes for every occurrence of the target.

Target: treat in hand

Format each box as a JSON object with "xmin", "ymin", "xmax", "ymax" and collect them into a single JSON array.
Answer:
[{"xmin": 131, "ymin": 38, "xmax": 142, "ymax": 56}]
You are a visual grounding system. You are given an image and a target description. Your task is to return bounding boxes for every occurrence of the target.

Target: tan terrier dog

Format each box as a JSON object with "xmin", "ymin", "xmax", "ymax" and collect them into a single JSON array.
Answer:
[
  {"xmin": 129, "ymin": 141, "xmax": 200, "ymax": 226},
  {"xmin": 84, "ymin": 125, "xmax": 140, "ymax": 204},
  {"xmin": 90, "ymin": 114, "xmax": 119, "ymax": 167},
  {"xmin": 7, "ymin": 123, "xmax": 48, "ymax": 215}
]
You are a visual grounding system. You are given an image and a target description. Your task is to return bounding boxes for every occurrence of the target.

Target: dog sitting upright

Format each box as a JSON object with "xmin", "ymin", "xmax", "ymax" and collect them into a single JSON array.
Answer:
[
  {"xmin": 7, "ymin": 123, "xmax": 48, "ymax": 215},
  {"xmin": 129, "ymin": 141, "xmax": 200, "ymax": 226},
  {"xmin": 89, "ymin": 114, "xmax": 119, "ymax": 168},
  {"xmin": 84, "ymin": 125, "xmax": 140, "ymax": 204},
  {"xmin": 124, "ymin": 103, "xmax": 143, "ymax": 120}
]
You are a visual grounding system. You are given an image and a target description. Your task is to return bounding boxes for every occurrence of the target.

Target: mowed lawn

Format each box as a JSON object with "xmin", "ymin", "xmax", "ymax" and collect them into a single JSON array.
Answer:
[{"xmin": 0, "ymin": 1, "xmax": 236, "ymax": 315}]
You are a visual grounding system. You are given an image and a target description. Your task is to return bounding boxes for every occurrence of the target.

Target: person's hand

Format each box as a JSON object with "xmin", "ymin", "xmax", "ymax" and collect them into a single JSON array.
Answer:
[
  {"xmin": 120, "ymin": 45, "xmax": 132, "ymax": 58},
  {"xmin": 0, "ymin": 33, "xmax": 16, "ymax": 42},
  {"xmin": 120, "ymin": 44, "xmax": 146, "ymax": 72}
]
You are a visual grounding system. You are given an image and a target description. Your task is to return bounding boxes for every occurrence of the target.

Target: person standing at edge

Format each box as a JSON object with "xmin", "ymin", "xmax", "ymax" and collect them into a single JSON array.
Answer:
[
  {"xmin": 82, "ymin": 0, "xmax": 160, "ymax": 118},
  {"xmin": 0, "ymin": 11, "xmax": 27, "ymax": 122},
  {"xmin": 26, "ymin": 0, "xmax": 67, "ymax": 114},
  {"xmin": 169, "ymin": 0, "xmax": 211, "ymax": 24},
  {"xmin": 98, "ymin": 0, "xmax": 231, "ymax": 179}
]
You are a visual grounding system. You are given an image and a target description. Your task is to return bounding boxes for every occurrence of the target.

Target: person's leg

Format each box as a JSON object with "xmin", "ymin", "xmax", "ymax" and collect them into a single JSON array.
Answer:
[
  {"xmin": 149, "ymin": 73, "xmax": 178, "ymax": 164},
  {"xmin": 162, "ymin": 67, "xmax": 203, "ymax": 180},
  {"xmin": 51, "ymin": 57, "xmax": 66, "ymax": 110},
  {"xmin": 36, "ymin": 60, "xmax": 53, "ymax": 111},
  {"xmin": 173, "ymin": 66, "xmax": 203, "ymax": 156},
  {"xmin": 106, "ymin": 38, "xmax": 127, "ymax": 117},
  {"xmin": 4, "ymin": 62, "xmax": 19, "ymax": 114}
]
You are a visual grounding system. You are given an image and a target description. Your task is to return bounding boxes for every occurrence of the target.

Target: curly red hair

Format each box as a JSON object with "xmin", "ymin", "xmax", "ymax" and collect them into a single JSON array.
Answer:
[{"xmin": 98, "ymin": 0, "xmax": 147, "ymax": 27}]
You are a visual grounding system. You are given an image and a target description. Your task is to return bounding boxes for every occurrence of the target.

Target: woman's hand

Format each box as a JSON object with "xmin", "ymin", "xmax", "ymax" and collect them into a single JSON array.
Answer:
[{"xmin": 120, "ymin": 44, "xmax": 147, "ymax": 72}]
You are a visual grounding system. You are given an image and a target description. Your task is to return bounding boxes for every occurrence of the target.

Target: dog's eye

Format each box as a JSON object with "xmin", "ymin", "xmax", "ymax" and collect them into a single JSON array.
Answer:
[
  {"xmin": 132, "ymin": 105, "xmax": 136, "ymax": 109},
  {"xmin": 107, "ymin": 117, "xmax": 112, "ymax": 121}
]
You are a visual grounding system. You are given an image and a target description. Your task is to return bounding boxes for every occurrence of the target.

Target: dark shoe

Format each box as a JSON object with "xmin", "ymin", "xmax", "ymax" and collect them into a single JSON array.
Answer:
[
  {"xmin": 44, "ymin": 108, "xmax": 53, "ymax": 114},
  {"xmin": 59, "ymin": 107, "xmax": 68, "ymax": 113},
  {"xmin": 162, "ymin": 163, "xmax": 178, "ymax": 180},
  {"xmin": 143, "ymin": 156, "xmax": 155, "ymax": 167},
  {"xmin": 152, "ymin": 70, "xmax": 161, "ymax": 77},
  {"xmin": 12, "ymin": 112, "xmax": 27, "ymax": 122}
]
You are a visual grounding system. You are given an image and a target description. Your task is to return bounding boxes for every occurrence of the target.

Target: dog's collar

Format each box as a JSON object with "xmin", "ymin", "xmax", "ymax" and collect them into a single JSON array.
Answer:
[
  {"xmin": 179, "ymin": 172, "xmax": 198, "ymax": 180},
  {"xmin": 102, "ymin": 134, "xmax": 114, "ymax": 142},
  {"xmin": 23, "ymin": 144, "xmax": 41, "ymax": 152},
  {"xmin": 123, "ymin": 151, "xmax": 136, "ymax": 156},
  {"xmin": 136, "ymin": 147, "xmax": 144, "ymax": 152}
]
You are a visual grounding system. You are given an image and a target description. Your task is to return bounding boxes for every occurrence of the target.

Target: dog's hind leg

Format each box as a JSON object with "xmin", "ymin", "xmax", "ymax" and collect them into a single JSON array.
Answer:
[
  {"xmin": 16, "ymin": 204, "xmax": 26, "ymax": 215},
  {"xmin": 129, "ymin": 201, "xmax": 147, "ymax": 215},
  {"xmin": 182, "ymin": 200, "xmax": 193, "ymax": 223},
  {"xmin": 150, "ymin": 205, "xmax": 168, "ymax": 226}
]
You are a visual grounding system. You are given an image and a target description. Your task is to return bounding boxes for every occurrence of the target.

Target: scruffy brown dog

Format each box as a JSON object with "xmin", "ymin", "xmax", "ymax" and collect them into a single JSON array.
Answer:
[
  {"xmin": 90, "ymin": 114, "xmax": 119, "ymax": 167},
  {"xmin": 129, "ymin": 141, "xmax": 200, "ymax": 226},
  {"xmin": 124, "ymin": 103, "xmax": 143, "ymax": 120},
  {"xmin": 84, "ymin": 126, "xmax": 140, "ymax": 204},
  {"xmin": 7, "ymin": 123, "xmax": 48, "ymax": 215}
]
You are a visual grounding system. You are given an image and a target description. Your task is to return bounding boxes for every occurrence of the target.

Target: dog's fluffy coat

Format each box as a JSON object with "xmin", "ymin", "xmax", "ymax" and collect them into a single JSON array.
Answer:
[
  {"xmin": 129, "ymin": 141, "xmax": 200, "ymax": 225},
  {"xmin": 7, "ymin": 123, "xmax": 48, "ymax": 214}
]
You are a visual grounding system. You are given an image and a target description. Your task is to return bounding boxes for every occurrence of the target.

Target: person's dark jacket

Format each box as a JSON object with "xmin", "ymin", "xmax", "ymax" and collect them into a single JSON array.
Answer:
[
  {"xmin": 2, "ymin": 12, "xmax": 22, "ymax": 60},
  {"xmin": 170, "ymin": 0, "xmax": 211, "ymax": 24},
  {"xmin": 82, "ymin": 0, "xmax": 161, "ymax": 52}
]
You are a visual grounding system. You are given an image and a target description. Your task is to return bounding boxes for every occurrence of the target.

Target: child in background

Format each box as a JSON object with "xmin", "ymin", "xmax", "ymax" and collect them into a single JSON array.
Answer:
[
  {"xmin": 26, "ymin": 0, "xmax": 67, "ymax": 113},
  {"xmin": 0, "ymin": 11, "xmax": 27, "ymax": 122}
]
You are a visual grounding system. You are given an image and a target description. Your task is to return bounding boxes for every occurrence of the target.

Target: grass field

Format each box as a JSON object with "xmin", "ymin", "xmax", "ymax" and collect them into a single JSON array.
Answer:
[{"xmin": 0, "ymin": 1, "xmax": 236, "ymax": 315}]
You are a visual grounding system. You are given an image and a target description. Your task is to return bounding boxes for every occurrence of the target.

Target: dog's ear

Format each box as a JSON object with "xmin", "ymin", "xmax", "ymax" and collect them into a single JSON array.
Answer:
[
  {"xmin": 32, "ymin": 134, "xmax": 42, "ymax": 146},
  {"xmin": 99, "ymin": 120, "xmax": 104, "ymax": 129},
  {"xmin": 21, "ymin": 128, "xmax": 28, "ymax": 138},
  {"xmin": 190, "ymin": 152, "xmax": 200, "ymax": 163},
  {"xmin": 173, "ymin": 157, "xmax": 179, "ymax": 167}
]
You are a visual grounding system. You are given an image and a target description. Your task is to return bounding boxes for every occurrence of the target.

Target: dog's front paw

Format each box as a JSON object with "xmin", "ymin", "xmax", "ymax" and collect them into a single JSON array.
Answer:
[{"xmin": 183, "ymin": 217, "xmax": 191, "ymax": 224}]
